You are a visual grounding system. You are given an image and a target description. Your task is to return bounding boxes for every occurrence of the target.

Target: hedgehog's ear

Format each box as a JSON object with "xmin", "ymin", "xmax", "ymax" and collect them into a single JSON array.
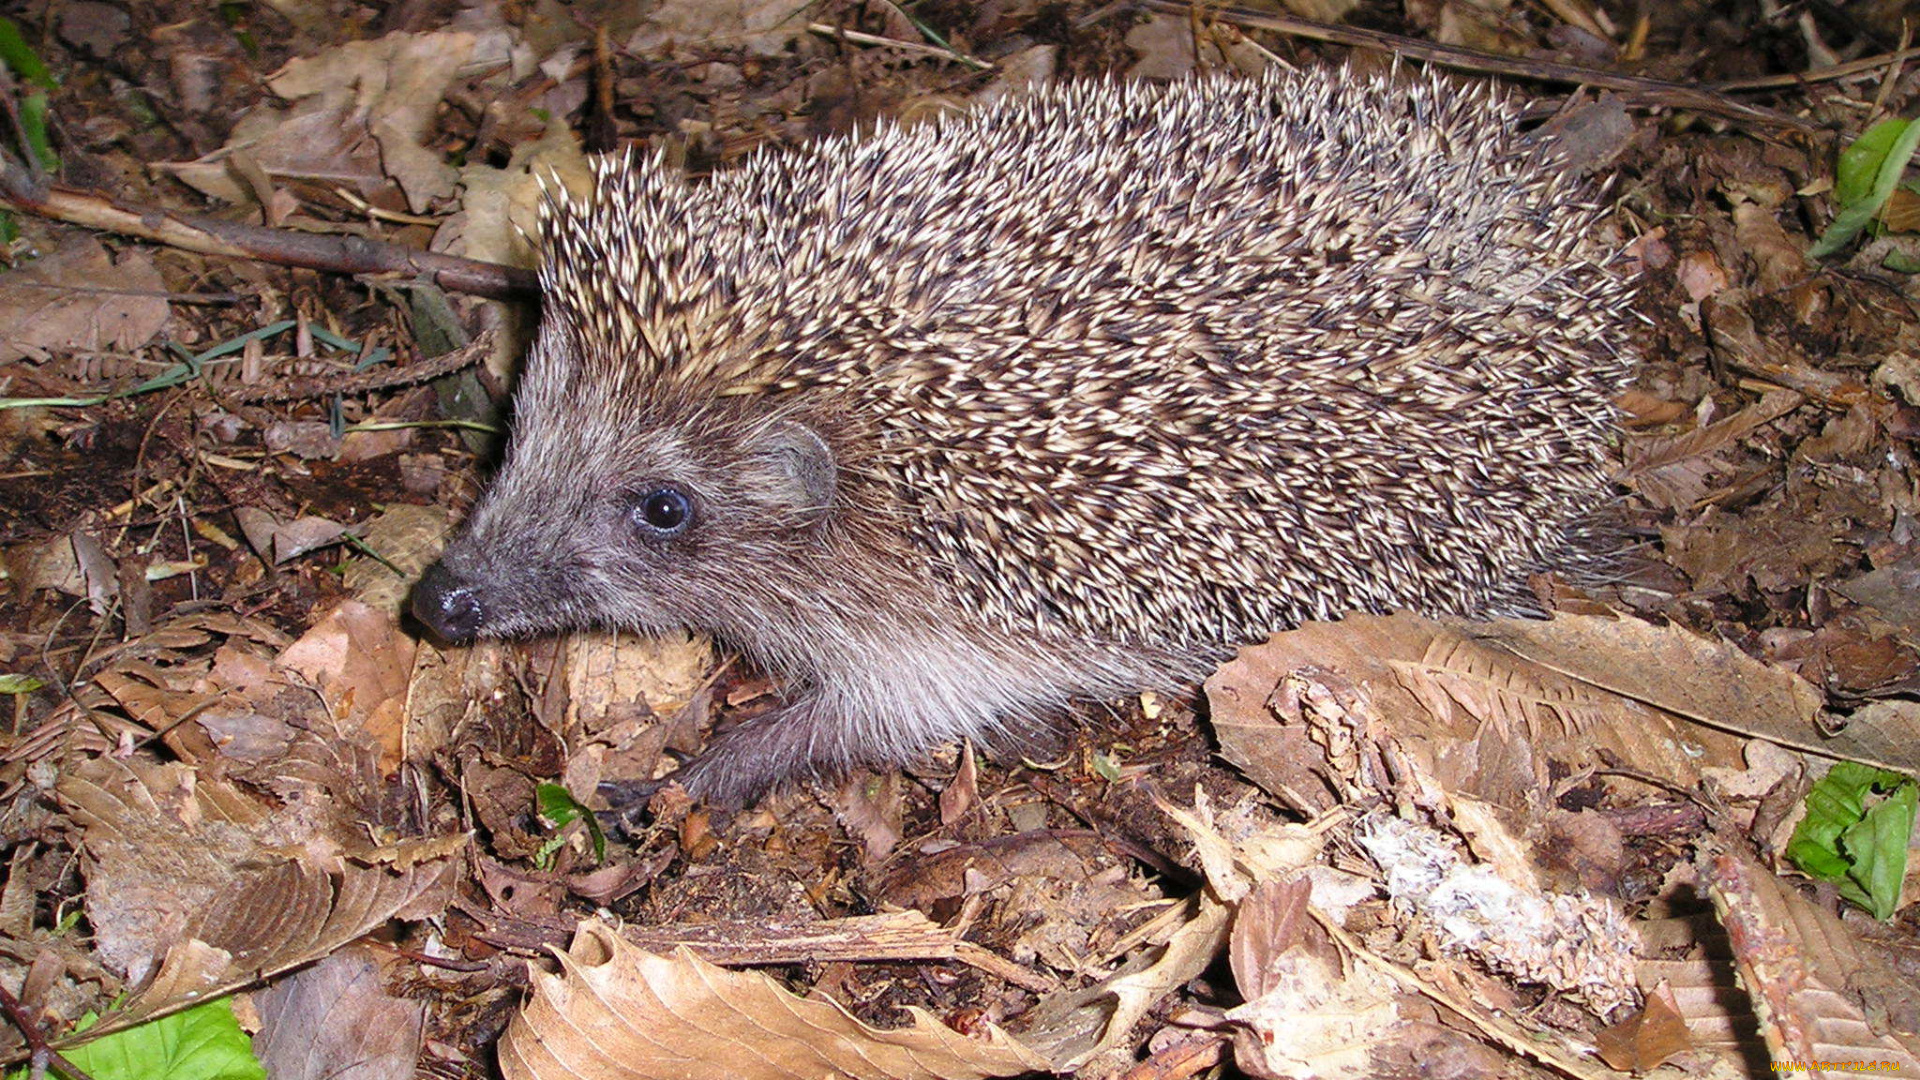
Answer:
[{"xmin": 756, "ymin": 421, "xmax": 838, "ymax": 527}]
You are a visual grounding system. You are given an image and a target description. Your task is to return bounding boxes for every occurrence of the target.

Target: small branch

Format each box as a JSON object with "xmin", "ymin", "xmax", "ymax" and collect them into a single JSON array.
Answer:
[
  {"xmin": 0, "ymin": 162, "xmax": 537, "ymax": 302},
  {"xmin": 808, "ymin": 22, "xmax": 994, "ymax": 70},
  {"xmin": 225, "ymin": 329, "xmax": 494, "ymax": 404},
  {"xmin": 1138, "ymin": 0, "xmax": 1820, "ymax": 135},
  {"xmin": 0, "ymin": 979, "xmax": 98, "ymax": 1080},
  {"xmin": 1715, "ymin": 42, "xmax": 1920, "ymax": 91}
]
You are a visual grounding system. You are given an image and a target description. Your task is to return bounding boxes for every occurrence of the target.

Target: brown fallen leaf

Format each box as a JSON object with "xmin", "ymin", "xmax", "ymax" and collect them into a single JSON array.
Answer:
[
  {"xmin": 1207, "ymin": 612, "xmax": 1751, "ymax": 828},
  {"xmin": 161, "ymin": 31, "xmax": 474, "ymax": 212},
  {"xmin": 1592, "ymin": 979, "xmax": 1694, "ymax": 1072},
  {"xmin": 253, "ymin": 946, "xmax": 424, "ymax": 1080},
  {"xmin": 1480, "ymin": 613, "xmax": 1917, "ymax": 773},
  {"xmin": 233, "ymin": 506, "xmax": 356, "ymax": 565},
  {"xmin": 0, "ymin": 236, "xmax": 170, "ymax": 362},
  {"xmin": 341, "ymin": 503, "xmax": 449, "ymax": 615},
  {"xmin": 1731, "ymin": 200, "xmax": 1811, "ymax": 296},
  {"xmin": 1224, "ymin": 876, "xmax": 1401, "ymax": 1080},
  {"xmin": 1703, "ymin": 843, "xmax": 1920, "ymax": 1072},
  {"xmin": 52, "ymin": 754, "xmax": 458, "ymax": 1044},
  {"xmin": 277, "ymin": 600, "xmax": 417, "ymax": 771},
  {"xmin": 500, "ymin": 919, "xmax": 1048, "ymax": 1080}
]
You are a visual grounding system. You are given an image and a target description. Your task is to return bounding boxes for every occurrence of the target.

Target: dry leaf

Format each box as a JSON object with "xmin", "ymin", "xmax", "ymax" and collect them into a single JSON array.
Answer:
[
  {"xmin": 1817, "ymin": 700, "xmax": 1920, "ymax": 777},
  {"xmin": 1732, "ymin": 201, "xmax": 1810, "ymax": 296},
  {"xmin": 1124, "ymin": 12, "xmax": 1272, "ymax": 80},
  {"xmin": 277, "ymin": 600, "xmax": 418, "ymax": 770},
  {"xmin": 1480, "ymin": 614, "xmax": 1918, "ymax": 772},
  {"xmin": 500, "ymin": 920, "xmax": 1047, "ymax": 1080},
  {"xmin": 563, "ymin": 629, "xmax": 712, "ymax": 730},
  {"xmin": 0, "ymin": 237, "xmax": 170, "ymax": 362},
  {"xmin": 342, "ymin": 503, "xmax": 449, "ymax": 614},
  {"xmin": 165, "ymin": 31, "xmax": 473, "ymax": 211},
  {"xmin": 52, "ymin": 755, "xmax": 457, "ymax": 1043},
  {"xmin": 628, "ymin": 0, "xmax": 814, "ymax": 59},
  {"xmin": 1015, "ymin": 892, "xmax": 1232, "ymax": 1072},
  {"xmin": 234, "ymin": 506, "xmax": 355, "ymax": 564},
  {"xmin": 1677, "ymin": 249, "xmax": 1729, "ymax": 302},
  {"xmin": 254, "ymin": 946, "xmax": 424, "ymax": 1080},
  {"xmin": 1703, "ymin": 844, "xmax": 1920, "ymax": 1071},
  {"xmin": 1593, "ymin": 982, "xmax": 1696, "ymax": 1072},
  {"xmin": 1207, "ymin": 613, "xmax": 1748, "ymax": 828},
  {"xmin": 1225, "ymin": 877, "xmax": 1400, "ymax": 1080}
]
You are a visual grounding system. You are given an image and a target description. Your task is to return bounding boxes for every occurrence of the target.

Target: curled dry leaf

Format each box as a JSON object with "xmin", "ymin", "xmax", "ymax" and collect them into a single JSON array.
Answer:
[
  {"xmin": 500, "ymin": 919, "xmax": 1047, "ymax": 1080},
  {"xmin": 51, "ymin": 754, "xmax": 458, "ymax": 1044},
  {"xmin": 1224, "ymin": 876, "xmax": 1400, "ymax": 1080},
  {"xmin": 1152, "ymin": 789, "xmax": 1328, "ymax": 903},
  {"xmin": 1013, "ymin": 891, "xmax": 1233, "ymax": 1073}
]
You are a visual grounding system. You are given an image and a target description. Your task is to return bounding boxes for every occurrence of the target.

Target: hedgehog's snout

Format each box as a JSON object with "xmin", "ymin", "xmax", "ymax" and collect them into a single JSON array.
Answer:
[{"xmin": 413, "ymin": 561, "xmax": 487, "ymax": 642}]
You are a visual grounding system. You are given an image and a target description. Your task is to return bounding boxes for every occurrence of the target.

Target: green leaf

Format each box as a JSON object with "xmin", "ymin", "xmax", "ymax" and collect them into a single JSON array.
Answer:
[
  {"xmin": 0, "ymin": 17, "xmax": 56, "ymax": 90},
  {"xmin": 536, "ymin": 781, "xmax": 583, "ymax": 826},
  {"xmin": 536, "ymin": 781, "xmax": 605, "ymax": 863},
  {"xmin": 1811, "ymin": 117, "xmax": 1920, "ymax": 259},
  {"xmin": 1834, "ymin": 119, "xmax": 1910, "ymax": 207},
  {"xmin": 0, "ymin": 673, "xmax": 43, "ymax": 694},
  {"xmin": 1786, "ymin": 761, "xmax": 1916, "ymax": 919},
  {"xmin": 61, "ymin": 998, "xmax": 266, "ymax": 1080},
  {"xmin": 1838, "ymin": 780, "xmax": 1917, "ymax": 919},
  {"xmin": 19, "ymin": 88, "xmax": 56, "ymax": 172}
]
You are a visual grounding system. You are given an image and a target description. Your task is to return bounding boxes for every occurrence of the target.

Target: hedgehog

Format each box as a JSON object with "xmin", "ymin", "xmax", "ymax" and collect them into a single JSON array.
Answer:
[{"xmin": 412, "ymin": 64, "xmax": 1635, "ymax": 808}]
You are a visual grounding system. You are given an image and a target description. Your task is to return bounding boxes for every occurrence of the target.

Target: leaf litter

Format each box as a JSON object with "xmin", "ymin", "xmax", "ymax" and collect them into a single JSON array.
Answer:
[{"xmin": 3, "ymin": 0, "xmax": 1920, "ymax": 1078}]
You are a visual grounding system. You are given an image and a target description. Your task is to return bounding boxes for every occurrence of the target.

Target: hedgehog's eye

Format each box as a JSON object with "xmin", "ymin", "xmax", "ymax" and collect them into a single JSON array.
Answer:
[{"xmin": 632, "ymin": 486, "xmax": 694, "ymax": 537}]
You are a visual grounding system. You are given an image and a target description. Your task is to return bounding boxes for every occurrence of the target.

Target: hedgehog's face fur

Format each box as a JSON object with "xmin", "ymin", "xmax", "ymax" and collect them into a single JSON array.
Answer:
[{"xmin": 411, "ymin": 329, "xmax": 843, "ymax": 649}]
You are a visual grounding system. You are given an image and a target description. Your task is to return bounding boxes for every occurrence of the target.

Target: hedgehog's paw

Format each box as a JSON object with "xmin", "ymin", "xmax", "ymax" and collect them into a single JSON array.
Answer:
[{"xmin": 665, "ymin": 692, "xmax": 866, "ymax": 810}]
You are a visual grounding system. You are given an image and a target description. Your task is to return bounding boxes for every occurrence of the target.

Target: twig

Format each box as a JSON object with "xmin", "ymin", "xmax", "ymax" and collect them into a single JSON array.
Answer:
[
  {"xmin": 1138, "ymin": 0, "xmax": 1820, "ymax": 134},
  {"xmin": 0, "ymin": 159, "xmax": 536, "ymax": 302},
  {"xmin": 0, "ymin": 978, "xmax": 98, "ymax": 1080},
  {"xmin": 1715, "ymin": 43, "xmax": 1920, "ymax": 91},
  {"xmin": 1113, "ymin": 1034, "xmax": 1227, "ymax": 1080},
  {"xmin": 808, "ymin": 23, "xmax": 993, "ymax": 70},
  {"xmin": 223, "ymin": 329, "xmax": 494, "ymax": 404},
  {"xmin": 0, "ymin": 280, "xmax": 244, "ymax": 304}
]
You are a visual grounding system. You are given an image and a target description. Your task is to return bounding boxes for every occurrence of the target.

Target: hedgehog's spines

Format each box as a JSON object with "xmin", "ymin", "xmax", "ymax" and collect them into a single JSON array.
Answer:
[{"xmin": 526, "ymin": 62, "xmax": 1631, "ymax": 650}]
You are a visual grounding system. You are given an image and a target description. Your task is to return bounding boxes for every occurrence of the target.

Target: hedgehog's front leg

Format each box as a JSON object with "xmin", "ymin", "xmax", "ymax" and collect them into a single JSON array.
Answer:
[{"xmin": 656, "ymin": 689, "xmax": 870, "ymax": 810}]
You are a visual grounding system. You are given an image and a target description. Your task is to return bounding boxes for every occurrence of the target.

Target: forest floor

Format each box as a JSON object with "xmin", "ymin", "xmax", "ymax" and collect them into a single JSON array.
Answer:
[{"xmin": 3, "ymin": 1, "xmax": 1920, "ymax": 1078}]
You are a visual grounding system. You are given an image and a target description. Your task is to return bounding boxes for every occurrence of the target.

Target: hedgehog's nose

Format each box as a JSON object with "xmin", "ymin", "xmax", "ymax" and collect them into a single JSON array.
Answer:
[{"xmin": 413, "ymin": 562, "xmax": 485, "ymax": 642}]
